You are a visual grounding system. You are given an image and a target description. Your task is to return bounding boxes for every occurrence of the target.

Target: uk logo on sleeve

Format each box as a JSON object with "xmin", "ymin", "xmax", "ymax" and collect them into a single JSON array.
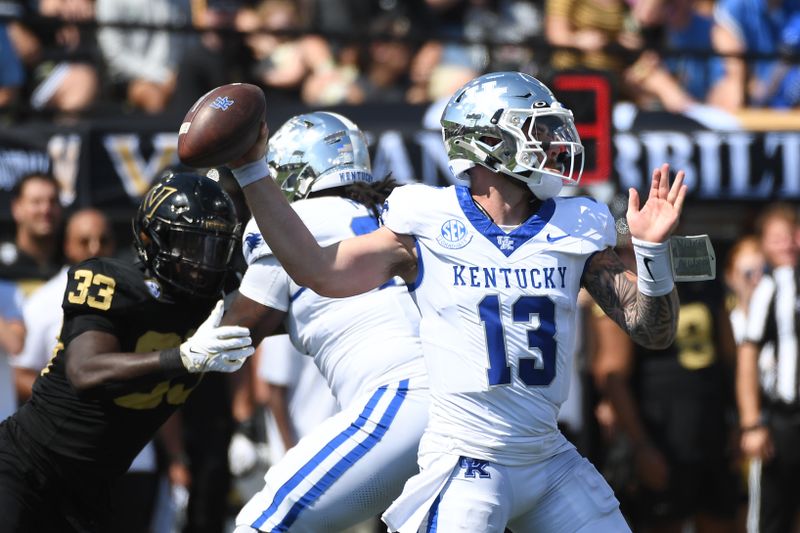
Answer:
[{"xmin": 243, "ymin": 232, "xmax": 266, "ymax": 263}]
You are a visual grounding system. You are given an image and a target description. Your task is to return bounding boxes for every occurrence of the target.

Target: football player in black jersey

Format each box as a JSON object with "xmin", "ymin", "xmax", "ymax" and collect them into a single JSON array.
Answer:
[{"xmin": 0, "ymin": 171, "xmax": 254, "ymax": 533}]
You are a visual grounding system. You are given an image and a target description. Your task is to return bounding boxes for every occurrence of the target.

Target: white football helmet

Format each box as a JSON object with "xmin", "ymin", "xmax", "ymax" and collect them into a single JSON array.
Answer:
[
  {"xmin": 441, "ymin": 71, "xmax": 584, "ymax": 199},
  {"xmin": 267, "ymin": 111, "xmax": 373, "ymax": 201}
]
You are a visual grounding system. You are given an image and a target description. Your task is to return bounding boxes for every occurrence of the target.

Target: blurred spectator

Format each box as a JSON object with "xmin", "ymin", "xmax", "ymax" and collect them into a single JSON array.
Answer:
[
  {"xmin": 236, "ymin": 0, "xmax": 338, "ymax": 106},
  {"xmin": 257, "ymin": 334, "xmax": 338, "ymax": 463},
  {"xmin": 403, "ymin": 0, "xmax": 483, "ymax": 103},
  {"xmin": 773, "ymin": 12, "xmax": 800, "ymax": 107},
  {"xmin": 0, "ymin": 172, "xmax": 64, "ymax": 298},
  {"xmin": 11, "ymin": 207, "xmax": 114, "ymax": 403},
  {"xmin": 737, "ymin": 203, "xmax": 800, "ymax": 533},
  {"xmin": 546, "ymin": 0, "xmax": 699, "ymax": 112},
  {"xmin": 593, "ymin": 243, "xmax": 740, "ymax": 532},
  {"xmin": 710, "ymin": 0, "xmax": 800, "ymax": 110},
  {"xmin": 756, "ymin": 201, "xmax": 799, "ymax": 268},
  {"xmin": 545, "ymin": 0, "xmax": 636, "ymax": 73},
  {"xmin": 0, "ymin": 21, "xmax": 24, "ymax": 110},
  {"xmin": 662, "ymin": 0, "xmax": 726, "ymax": 104},
  {"xmin": 339, "ymin": 12, "xmax": 418, "ymax": 104},
  {"xmin": 4, "ymin": 1, "xmax": 35, "ymax": 114},
  {"xmin": 723, "ymin": 235, "xmax": 767, "ymax": 532},
  {"xmin": 463, "ymin": 0, "xmax": 545, "ymax": 75},
  {"xmin": 413, "ymin": 43, "xmax": 482, "ymax": 103},
  {"xmin": 0, "ymin": 280, "xmax": 24, "ymax": 422},
  {"xmin": 171, "ymin": 0, "xmax": 247, "ymax": 117},
  {"xmin": 19, "ymin": 0, "xmax": 99, "ymax": 117},
  {"xmin": 96, "ymin": 0, "xmax": 191, "ymax": 114},
  {"xmin": 724, "ymin": 235, "xmax": 766, "ymax": 345},
  {"xmin": 306, "ymin": 0, "xmax": 374, "ymax": 35}
]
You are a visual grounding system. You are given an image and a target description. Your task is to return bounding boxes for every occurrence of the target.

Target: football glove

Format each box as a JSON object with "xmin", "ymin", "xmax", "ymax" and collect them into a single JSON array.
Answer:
[
  {"xmin": 228, "ymin": 431, "xmax": 270, "ymax": 477},
  {"xmin": 179, "ymin": 300, "xmax": 254, "ymax": 373}
]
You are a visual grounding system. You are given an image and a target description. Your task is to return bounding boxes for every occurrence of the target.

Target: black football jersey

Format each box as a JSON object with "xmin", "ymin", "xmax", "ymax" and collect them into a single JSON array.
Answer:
[
  {"xmin": 632, "ymin": 280, "xmax": 734, "ymax": 462},
  {"xmin": 634, "ymin": 280, "xmax": 728, "ymax": 373},
  {"xmin": 13, "ymin": 257, "xmax": 216, "ymax": 478}
]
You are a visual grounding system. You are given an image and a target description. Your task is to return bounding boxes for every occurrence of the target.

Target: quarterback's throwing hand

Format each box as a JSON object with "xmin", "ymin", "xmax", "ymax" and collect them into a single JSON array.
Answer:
[
  {"xmin": 180, "ymin": 300, "xmax": 254, "ymax": 373},
  {"xmin": 627, "ymin": 163, "xmax": 688, "ymax": 243}
]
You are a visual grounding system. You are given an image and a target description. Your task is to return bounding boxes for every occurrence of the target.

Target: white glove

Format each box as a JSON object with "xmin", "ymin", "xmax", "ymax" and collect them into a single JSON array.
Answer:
[
  {"xmin": 228, "ymin": 432, "xmax": 260, "ymax": 477},
  {"xmin": 179, "ymin": 300, "xmax": 254, "ymax": 373},
  {"xmin": 171, "ymin": 483, "xmax": 190, "ymax": 515}
]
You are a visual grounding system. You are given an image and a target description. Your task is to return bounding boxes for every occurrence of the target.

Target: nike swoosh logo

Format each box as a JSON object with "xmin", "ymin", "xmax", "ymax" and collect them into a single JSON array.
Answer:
[
  {"xmin": 643, "ymin": 257, "xmax": 655, "ymax": 280},
  {"xmin": 546, "ymin": 233, "xmax": 568, "ymax": 243}
]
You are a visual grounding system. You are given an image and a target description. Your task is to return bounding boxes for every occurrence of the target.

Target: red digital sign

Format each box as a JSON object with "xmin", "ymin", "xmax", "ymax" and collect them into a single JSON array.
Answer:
[{"xmin": 553, "ymin": 73, "xmax": 612, "ymax": 185}]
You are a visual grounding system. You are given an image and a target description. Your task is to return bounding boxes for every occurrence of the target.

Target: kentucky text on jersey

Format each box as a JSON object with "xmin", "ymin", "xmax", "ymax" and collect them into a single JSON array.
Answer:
[{"xmin": 452, "ymin": 264, "xmax": 568, "ymax": 289}]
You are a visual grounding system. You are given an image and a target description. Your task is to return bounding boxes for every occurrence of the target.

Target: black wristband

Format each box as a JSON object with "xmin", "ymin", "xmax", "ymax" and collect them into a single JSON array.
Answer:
[
  {"xmin": 740, "ymin": 423, "xmax": 765, "ymax": 433},
  {"xmin": 160, "ymin": 347, "xmax": 184, "ymax": 372}
]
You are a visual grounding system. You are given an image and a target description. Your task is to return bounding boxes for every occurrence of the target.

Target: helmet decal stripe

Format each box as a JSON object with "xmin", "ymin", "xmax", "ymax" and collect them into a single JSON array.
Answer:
[{"xmin": 143, "ymin": 186, "xmax": 178, "ymax": 219}]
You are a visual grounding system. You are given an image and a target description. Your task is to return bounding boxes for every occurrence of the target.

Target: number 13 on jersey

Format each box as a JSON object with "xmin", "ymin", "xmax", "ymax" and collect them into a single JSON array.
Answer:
[{"xmin": 478, "ymin": 295, "xmax": 557, "ymax": 387}]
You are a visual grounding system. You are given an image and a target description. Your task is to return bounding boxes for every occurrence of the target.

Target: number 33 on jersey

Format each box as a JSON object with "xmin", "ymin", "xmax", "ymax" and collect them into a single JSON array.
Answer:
[{"xmin": 67, "ymin": 269, "xmax": 116, "ymax": 310}]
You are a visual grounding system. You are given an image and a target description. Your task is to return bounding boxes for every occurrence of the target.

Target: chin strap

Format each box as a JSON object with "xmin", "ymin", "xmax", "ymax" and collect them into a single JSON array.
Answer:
[
  {"xmin": 450, "ymin": 155, "xmax": 564, "ymax": 201},
  {"xmin": 527, "ymin": 173, "xmax": 563, "ymax": 200}
]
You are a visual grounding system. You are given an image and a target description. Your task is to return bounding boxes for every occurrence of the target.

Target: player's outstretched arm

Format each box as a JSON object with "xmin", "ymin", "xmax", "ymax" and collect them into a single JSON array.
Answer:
[
  {"xmin": 66, "ymin": 301, "xmax": 254, "ymax": 392},
  {"xmin": 583, "ymin": 164, "xmax": 686, "ymax": 349},
  {"xmin": 227, "ymin": 124, "xmax": 417, "ymax": 298},
  {"xmin": 65, "ymin": 330, "xmax": 174, "ymax": 393}
]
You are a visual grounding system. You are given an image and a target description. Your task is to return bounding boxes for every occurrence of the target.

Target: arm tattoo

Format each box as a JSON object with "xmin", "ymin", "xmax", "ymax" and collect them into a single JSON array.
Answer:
[{"xmin": 582, "ymin": 248, "xmax": 679, "ymax": 349}]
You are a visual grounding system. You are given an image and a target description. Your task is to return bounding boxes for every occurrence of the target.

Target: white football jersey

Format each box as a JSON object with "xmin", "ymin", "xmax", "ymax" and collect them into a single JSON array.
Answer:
[
  {"xmin": 381, "ymin": 184, "xmax": 616, "ymax": 464},
  {"xmin": 257, "ymin": 334, "xmax": 339, "ymax": 462},
  {"xmin": 239, "ymin": 196, "xmax": 427, "ymax": 408}
]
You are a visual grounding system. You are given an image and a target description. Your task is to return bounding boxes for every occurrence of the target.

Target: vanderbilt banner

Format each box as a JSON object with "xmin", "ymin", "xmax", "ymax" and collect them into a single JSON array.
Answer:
[{"xmin": 0, "ymin": 98, "xmax": 797, "ymax": 228}]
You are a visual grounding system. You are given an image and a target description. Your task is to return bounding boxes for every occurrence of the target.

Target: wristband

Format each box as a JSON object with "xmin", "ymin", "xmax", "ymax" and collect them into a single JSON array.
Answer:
[
  {"xmin": 740, "ymin": 423, "xmax": 766, "ymax": 433},
  {"xmin": 230, "ymin": 159, "xmax": 269, "ymax": 188},
  {"xmin": 632, "ymin": 237, "xmax": 674, "ymax": 297},
  {"xmin": 160, "ymin": 347, "xmax": 185, "ymax": 372}
]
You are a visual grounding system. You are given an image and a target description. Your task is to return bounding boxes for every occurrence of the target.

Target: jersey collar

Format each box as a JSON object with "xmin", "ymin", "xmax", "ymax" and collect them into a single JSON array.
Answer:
[{"xmin": 456, "ymin": 185, "xmax": 555, "ymax": 257}]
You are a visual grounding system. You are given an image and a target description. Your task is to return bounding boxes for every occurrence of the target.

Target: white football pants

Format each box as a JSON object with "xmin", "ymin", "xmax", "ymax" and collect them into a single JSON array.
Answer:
[
  {"xmin": 408, "ymin": 448, "xmax": 630, "ymax": 533},
  {"xmin": 236, "ymin": 379, "xmax": 429, "ymax": 532}
]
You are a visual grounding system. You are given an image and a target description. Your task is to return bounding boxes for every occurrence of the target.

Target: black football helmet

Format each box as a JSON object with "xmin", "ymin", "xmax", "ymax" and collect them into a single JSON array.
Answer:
[{"xmin": 133, "ymin": 171, "xmax": 240, "ymax": 299}]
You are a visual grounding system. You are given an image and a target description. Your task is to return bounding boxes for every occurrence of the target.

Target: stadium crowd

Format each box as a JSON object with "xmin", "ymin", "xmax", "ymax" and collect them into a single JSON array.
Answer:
[
  {"xmin": 1, "ymin": 0, "xmax": 799, "ymax": 120},
  {"xmin": 1, "ymin": 1, "xmax": 800, "ymax": 533}
]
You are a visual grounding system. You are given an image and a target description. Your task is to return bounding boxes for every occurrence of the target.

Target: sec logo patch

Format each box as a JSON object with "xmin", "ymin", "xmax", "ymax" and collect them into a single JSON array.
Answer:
[
  {"xmin": 436, "ymin": 219, "xmax": 472, "ymax": 249},
  {"xmin": 144, "ymin": 279, "xmax": 162, "ymax": 299}
]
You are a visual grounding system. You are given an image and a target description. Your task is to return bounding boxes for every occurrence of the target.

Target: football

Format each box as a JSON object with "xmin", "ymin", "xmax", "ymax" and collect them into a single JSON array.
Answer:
[{"xmin": 178, "ymin": 83, "xmax": 266, "ymax": 168}]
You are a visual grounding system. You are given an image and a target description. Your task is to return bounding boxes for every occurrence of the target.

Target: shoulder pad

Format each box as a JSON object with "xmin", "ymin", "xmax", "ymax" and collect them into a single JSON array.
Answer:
[
  {"xmin": 381, "ymin": 183, "xmax": 446, "ymax": 235},
  {"xmin": 551, "ymin": 197, "xmax": 616, "ymax": 251}
]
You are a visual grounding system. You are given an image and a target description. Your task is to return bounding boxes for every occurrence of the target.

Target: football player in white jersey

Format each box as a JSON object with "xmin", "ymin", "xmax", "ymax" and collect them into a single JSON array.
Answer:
[
  {"xmin": 223, "ymin": 112, "xmax": 430, "ymax": 533},
  {"xmin": 226, "ymin": 72, "xmax": 686, "ymax": 532}
]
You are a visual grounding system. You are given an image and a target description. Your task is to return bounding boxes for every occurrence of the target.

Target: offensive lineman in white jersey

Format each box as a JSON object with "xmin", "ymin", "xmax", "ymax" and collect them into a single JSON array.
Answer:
[
  {"xmin": 227, "ymin": 72, "xmax": 685, "ymax": 532},
  {"xmin": 223, "ymin": 112, "xmax": 429, "ymax": 532}
]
